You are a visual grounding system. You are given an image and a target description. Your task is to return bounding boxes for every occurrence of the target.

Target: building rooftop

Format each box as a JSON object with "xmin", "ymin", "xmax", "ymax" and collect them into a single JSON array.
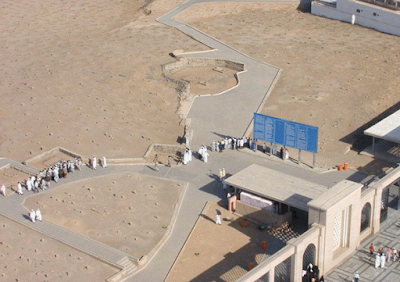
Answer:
[
  {"xmin": 364, "ymin": 109, "xmax": 400, "ymax": 144},
  {"xmin": 225, "ymin": 164, "xmax": 328, "ymax": 211}
]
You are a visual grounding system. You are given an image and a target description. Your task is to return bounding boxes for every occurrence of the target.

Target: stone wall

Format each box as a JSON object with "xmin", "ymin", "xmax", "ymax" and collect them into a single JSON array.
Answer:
[
  {"xmin": 152, "ymin": 144, "xmax": 186, "ymax": 155},
  {"xmin": 162, "ymin": 57, "xmax": 245, "ymax": 75}
]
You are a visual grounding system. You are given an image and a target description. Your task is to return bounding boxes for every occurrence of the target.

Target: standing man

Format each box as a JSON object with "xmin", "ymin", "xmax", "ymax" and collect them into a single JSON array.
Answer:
[
  {"xmin": 154, "ymin": 154, "xmax": 159, "ymax": 171},
  {"xmin": 92, "ymin": 155, "xmax": 97, "ymax": 170},
  {"xmin": 17, "ymin": 182, "xmax": 23, "ymax": 195},
  {"xmin": 102, "ymin": 156, "xmax": 107, "ymax": 168},
  {"xmin": 215, "ymin": 213, "xmax": 222, "ymax": 225},
  {"xmin": 203, "ymin": 147, "xmax": 209, "ymax": 163},
  {"xmin": 1, "ymin": 184, "xmax": 6, "ymax": 196},
  {"xmin": 369, "ymin": 243, "xmax": 375, "ymax": 258},
  {"xmin": 354, "ymin": 271, "xmax": 360, "ymax": 282}
]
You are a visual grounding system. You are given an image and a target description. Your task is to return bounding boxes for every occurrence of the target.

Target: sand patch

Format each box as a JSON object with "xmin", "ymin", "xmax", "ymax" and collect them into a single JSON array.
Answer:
[
  {"xmin": 24, "ymin": 172, "xmax": 186, "ymax": 259},
  {"xmin": 0, "ymin": 215, "xmax": 117, "ymax": 282},
  {"xmin": 0, "ymin": 0, "xmax": 209, "ymax": 162}
]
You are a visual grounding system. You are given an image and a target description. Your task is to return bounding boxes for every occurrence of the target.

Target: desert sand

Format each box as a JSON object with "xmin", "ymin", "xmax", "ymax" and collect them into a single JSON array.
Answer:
[
  {"xmin": 0, "ymin": 0, "xmax": 209, "ymax": 162},
  {"xmin": 1, "ymin": 0, "xmax": 400, "ymax": 281},
  {"xmin": 175, "ymin": 2, "xmax": 400, "ymax": 172},
  {"xmin": 0, "ymin": 214, "xmax": 117, "ymax": 282},
  {"xmin": 24, "ymin": 172, "xmax": 186, "ymax": 259}
]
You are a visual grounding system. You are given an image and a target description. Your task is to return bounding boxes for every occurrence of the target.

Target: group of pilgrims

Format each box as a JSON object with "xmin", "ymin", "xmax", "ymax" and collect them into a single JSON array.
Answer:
[
  {"xmin": 210, "ymin": 136, "xmax": 258, "ymax": 152},
  {"xmin": 0, "ymin": 158, "xmax": 83, "ymax": 198}
]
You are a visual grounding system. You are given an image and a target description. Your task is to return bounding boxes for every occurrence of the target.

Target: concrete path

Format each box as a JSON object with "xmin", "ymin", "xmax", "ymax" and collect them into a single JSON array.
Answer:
[{"xmin": 156, "ymin": 0, "xmax": 296, "ymax": 149}]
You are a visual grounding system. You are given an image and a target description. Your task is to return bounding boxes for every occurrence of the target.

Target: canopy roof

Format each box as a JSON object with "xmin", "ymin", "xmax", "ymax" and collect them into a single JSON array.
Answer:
[
  {"xmin": 225, "ymin": 164, "xmax": 328, "ymax": 211},
  {"xmin": 364, "ymin": 109, "xmax": 400, "ymax": 143}
]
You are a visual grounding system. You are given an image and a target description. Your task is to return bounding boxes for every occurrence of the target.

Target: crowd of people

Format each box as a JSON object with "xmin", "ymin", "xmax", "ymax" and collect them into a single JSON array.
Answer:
[
  {"xmin": 0, "ymin": 155, "xmax": 110, "ymax": 198},
  {"xmin": 1, "ymin": 156, "xmax": 109, "ymax": 223},
  {"xmin": 0, "ymin": 158, "xmax": 83, "ymax": 197},
  {"xmin": 370, "ymin": 243, "xmax": 399, "ymax": 268},
  {"xmin": 210, "ymin": 136, "xmax": 258, "ymax": 152}
]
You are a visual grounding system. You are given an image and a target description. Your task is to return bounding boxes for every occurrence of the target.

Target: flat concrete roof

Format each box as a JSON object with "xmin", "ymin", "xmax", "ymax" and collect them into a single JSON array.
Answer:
[
  {"xmin": 225, "ymin": 164, "xmax": 328, "ymax": 211},
  {"xmin": 307, "ymin": 180, "xmax": 363, "ymax": 211},
  {"xmin": 364, "ymin": 109, "xmax": 400, "ymax": 144}
]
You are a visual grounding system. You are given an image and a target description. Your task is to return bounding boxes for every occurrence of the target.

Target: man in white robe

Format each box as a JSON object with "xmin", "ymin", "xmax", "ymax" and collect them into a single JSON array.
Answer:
[
  {"xmin": 36, "ymin": 209, "xmax": 42, "ymax": 221},
  {"xmin": 92, "ymin": 155, "xmax": 97, "ymax": 170},
  {"xmin": 17, "ymin": 182, "xmax": 23, "ymax": 195},
  {"xmin": 102, "ymin": 156, "xmax": 107, "ymax": 168},
  {"xmin": 53, "ymin": 169, "xmax": 59, "ymax": 183},
  {"xmin": 375, "ymin": 253, "xmax": 381, "ymax": 268},
  {"xmin": 203, "ymin": 150, "xmax": 209, "ymax": 163},
  {"xmin": 1, "ymin": 185, "xmax": 6, "ymax": 196},
  {"xmin": 188, "ymin": 150, "xmax": 192, "ymax": 162},
  {"xmin": 215, "ymin": 214, "xmax": 222, "ymax": 225},
  {"xmin": 183, "ymin": 150, "xmax": 189, "ymax": 165},
  {"xmin": 211, "ymin": 140, "xmax": 216, "ymax": 152},
  {"xmin": 29, "ymin": 210, "xmax": 36, "ymax": 223},
  {"xmin": 381, "ymin": 253, "xmax": 386, "ymax": 268},
  {"xmin": 198, "ymin": 146, "xmax": 204, "ymax": 160},
  {"xmin": 26, "ymin": 179, "xmax": 32, "ymax": 192}
]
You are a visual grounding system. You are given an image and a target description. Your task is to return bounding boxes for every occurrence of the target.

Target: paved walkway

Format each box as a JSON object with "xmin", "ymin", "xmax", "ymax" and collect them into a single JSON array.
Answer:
[
  {"xmin": 325, "ymin": 196, "xmax": 400, "ymax": 282},
  {"xmin": 157, "ymin": 0, "xmax": 302, "ymax": 149}
]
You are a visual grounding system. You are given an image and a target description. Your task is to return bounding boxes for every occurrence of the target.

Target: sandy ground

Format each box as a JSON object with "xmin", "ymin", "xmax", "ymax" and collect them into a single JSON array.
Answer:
[
  {"xmin": 0, "ymin": 215, "xmax": 117, "ymax": 282},
  {"xmin": 166, "ymin": 202, "xmax": 293, "ymax": 282},
  {"xmin": 0, "ymin": 0, "xmax": 209, "ymax": 162},
  {"xmin": 24, "ymin": 172, "xmax": 186, "ymax": 259},
  {"xmin": 175, "ymin": 2, "xmax": 400, "ymax": 173},
  {"xmin": 1, "ymin": 0, "xmax": 400, "ymax": 281},
  {"xmin": 0, "ymin": 167, "xmax": 30, "ymax": 195}
]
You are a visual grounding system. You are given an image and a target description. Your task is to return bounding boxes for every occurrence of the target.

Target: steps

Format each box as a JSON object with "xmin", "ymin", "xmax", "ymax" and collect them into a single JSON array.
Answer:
[{"xmin": 107, "ymin": 256, "xmax": 138, "ymax": 282}]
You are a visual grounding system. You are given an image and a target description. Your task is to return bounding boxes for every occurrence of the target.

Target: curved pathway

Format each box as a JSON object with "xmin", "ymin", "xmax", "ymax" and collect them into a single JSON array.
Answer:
[{"xmin": 156, "ymin": 0, "xmax": 293, "ymax": 149}]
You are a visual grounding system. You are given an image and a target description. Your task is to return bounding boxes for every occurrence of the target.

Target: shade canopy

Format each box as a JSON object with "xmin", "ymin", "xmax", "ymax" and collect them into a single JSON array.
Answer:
[{"xmin": 225, "ymin": 164, "xmax": 328, "ymax": 211}]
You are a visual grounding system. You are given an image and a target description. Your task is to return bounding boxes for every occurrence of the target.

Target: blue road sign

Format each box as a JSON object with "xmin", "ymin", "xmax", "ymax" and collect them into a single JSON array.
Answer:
[{"xmin": 253, "ymin": 113, "xmax": 318, "ymax": 153}]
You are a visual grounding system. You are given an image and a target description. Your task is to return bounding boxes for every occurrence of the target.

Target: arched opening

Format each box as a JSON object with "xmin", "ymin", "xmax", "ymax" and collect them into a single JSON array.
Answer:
[
  {"xmin": 361, "ymin": 202, "xmax": 372, "ymax": 232},
  {"xmin": 302, "ymin": 243, "xmax": 316, "ymax": 270}
]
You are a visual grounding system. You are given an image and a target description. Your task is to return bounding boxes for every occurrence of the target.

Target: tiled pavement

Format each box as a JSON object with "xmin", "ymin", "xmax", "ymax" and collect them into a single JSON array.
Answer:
[{"xmin": 326, "ymin": 206, "xmax": 400, "ymax": 282}]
